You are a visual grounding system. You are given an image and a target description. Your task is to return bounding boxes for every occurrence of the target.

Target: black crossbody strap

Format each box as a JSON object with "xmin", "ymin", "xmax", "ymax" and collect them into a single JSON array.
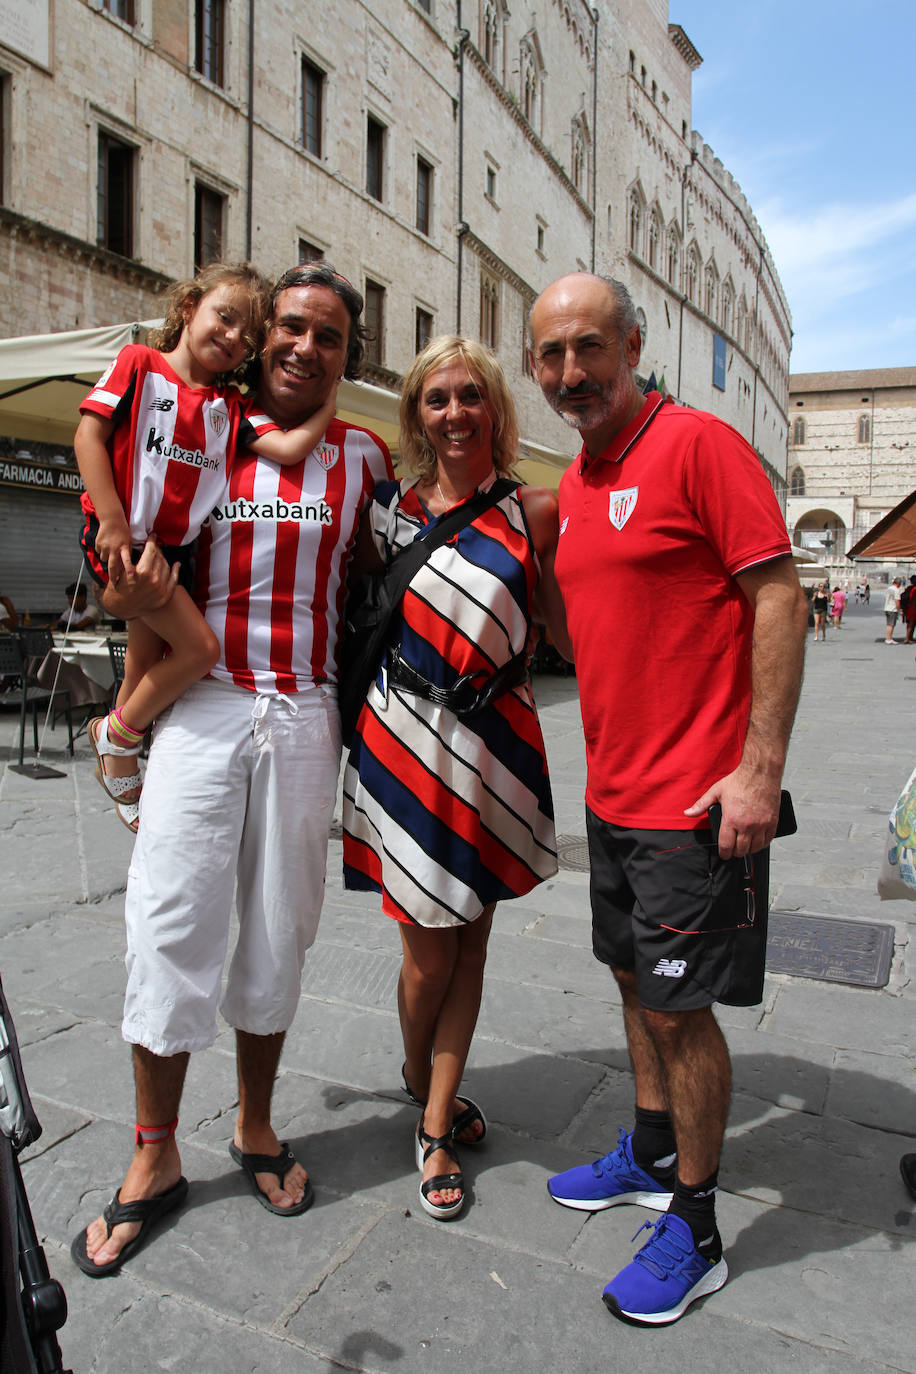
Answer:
[{"xmin": 382, "ymin": 476, "xmax": 516, "ymax": 606}]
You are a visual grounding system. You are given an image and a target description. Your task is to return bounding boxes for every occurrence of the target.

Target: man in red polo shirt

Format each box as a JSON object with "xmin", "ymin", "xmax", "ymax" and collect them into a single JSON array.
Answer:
[{"xmin": 528, "ymin": 273, "xmax": 807, "ymax": 1326}]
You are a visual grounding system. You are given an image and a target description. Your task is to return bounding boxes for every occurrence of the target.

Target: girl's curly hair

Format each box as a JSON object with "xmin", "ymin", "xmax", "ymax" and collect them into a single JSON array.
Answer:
[{"xmin": 149, "ymin": 262, "xmax": 272, "ymax": 384}]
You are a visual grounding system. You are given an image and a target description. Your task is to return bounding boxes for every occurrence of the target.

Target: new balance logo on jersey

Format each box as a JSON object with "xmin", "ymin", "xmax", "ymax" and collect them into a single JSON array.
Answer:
[
  {"xmin": 145, "ymin": 430, "xmax": 220, "ymax": 470},
  {"xmin": 652, "ymin": 958, "xmax": 687, "ymax": 978},
  {"xmin": 211, "ymin": 497, "xmax": 334, "ymax": 526},
  {"xmin": 149, "ymin": 398, "xmax": 175, "ymax": 412}
]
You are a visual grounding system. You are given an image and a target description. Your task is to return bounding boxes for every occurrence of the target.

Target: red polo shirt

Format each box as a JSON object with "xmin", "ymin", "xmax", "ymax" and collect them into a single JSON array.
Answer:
[{"xmin": 555, "ymin": 393, "xmax": 791, "ymax": 828}]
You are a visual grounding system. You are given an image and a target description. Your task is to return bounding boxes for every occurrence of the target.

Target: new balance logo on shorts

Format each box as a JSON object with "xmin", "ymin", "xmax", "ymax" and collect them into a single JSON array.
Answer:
[{"xmin": 652, "ymin": 958, "xmax": 687, "ymax": 978}]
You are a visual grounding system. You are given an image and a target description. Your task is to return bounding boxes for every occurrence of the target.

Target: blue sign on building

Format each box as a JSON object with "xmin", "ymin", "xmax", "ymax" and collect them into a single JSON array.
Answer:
[{"xmin": 712, "ymin": 333, "xmax": 727, "ymax": 391}]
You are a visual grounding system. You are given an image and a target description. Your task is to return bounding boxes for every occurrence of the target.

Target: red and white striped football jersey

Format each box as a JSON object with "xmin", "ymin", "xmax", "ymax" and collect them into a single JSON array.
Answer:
[
  {"xmin": 79, "ymin": 344, "xmax": 277, "ymax": 547},
  {"xmin": 196, "ymin": 418, "xmax": 392, "ymax": 694}
]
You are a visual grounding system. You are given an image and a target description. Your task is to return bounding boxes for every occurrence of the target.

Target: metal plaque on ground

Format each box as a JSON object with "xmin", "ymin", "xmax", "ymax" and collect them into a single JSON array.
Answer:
[{"xmin": 766, "ymin": 910, "xmax": 894, "ymax": 989}]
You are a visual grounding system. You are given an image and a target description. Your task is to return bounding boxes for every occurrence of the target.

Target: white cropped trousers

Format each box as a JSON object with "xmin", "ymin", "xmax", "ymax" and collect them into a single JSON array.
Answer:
[{"xmin": 122, "ymin": 677, "xmax": 341, "ymax": 1056}]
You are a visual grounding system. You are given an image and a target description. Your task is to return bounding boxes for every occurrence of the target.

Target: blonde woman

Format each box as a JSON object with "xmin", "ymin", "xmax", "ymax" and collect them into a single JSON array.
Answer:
[{"xmin": 342, "ymin": 337, "xmax": 570, "ymax": 1220}]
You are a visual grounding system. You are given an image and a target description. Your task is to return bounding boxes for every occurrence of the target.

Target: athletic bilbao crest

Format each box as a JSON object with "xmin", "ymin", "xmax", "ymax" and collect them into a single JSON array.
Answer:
[
  {"xmin": 207, "ymin": 399, "xmax": 228, "ymax": 438},
  {"xmin": 608, "ymin": 486, "xmax": 638, "ymax": 531},
  {"xmin": 314, "ymin": 442, "xmax": 339, "ymax": 471}
]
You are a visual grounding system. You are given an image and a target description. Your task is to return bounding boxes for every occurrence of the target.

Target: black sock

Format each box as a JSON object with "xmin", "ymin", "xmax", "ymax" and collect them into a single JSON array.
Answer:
[
  {"xmin": 668, "ymin": 1172, "xmax": 721, "ymax": 1261},
  {"xmin": 631, "ymin": 1106, "xmax": 677, "ymax": 1179}
]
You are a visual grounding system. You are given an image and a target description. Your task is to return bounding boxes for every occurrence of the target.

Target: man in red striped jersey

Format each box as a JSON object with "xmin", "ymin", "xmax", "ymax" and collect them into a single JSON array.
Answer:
[{"xmin": 71, "ymin": 266, "xmax": 392, "ymax": 1277}]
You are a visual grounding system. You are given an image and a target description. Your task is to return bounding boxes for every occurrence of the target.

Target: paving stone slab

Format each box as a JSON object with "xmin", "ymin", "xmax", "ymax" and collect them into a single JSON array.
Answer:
[
  {"xmin": 284, "ymin": 1206, "xmax": 890, "ymax": 1374},
  {"xmin": 825, "ymin": 1047, "xmax": 916, "ymax": 1134},
  {"xmin": 19, "ymin": 1096, "xmax": 92, "ymax": 1161},
  {"xmin": 483, "ymin": 926, "xmax": 619, "ymax": 1001},
  {"xmin": 29, "ymin": 1119, "xmax": 387, "ymax": 1329},
  {"xmin": 20, "ymin": 1021, "xmax": 242, "ymax": 1129},
  {"xmin": 0, "ymin": 911, "xmax": 125, "ymax": 1005},
  {"xmin": 764, "ymin": 978, "xmax": 912, "ymax": 1053},
  {"xmin": 722, "ymin": 1030, "xmax": 835, "ymax": 1113},
  {"xmin": 42, "ymin": 1260, "xmax": 332, "ymax": 1374},
  {"xmin": 723, "ymin": 1095, "xmax": 916, "ymax": 1233},
  {"xmin": 476, "ymin": 978, "xmax": 622, "ymax": 1058}
]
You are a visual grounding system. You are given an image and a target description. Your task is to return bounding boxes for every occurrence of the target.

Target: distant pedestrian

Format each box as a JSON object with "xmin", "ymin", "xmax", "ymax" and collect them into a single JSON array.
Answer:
[
  {"xmin": 812, "ymin": 583, "xmax": 829, "ymax": 640},
  {"xmin": 864, "ymin": 582, "xmax": 870, "ymax": 604},
  {"xmin": 830, "ymin": 585, "xmax": 846, "ymax": 627},
  {"xmin": 904, "ymin": 576, "xmax": 916, "ymax": 644},
  {"xmin": 885, "ymin": 579, "xmax": 902, "ymax": 643}
]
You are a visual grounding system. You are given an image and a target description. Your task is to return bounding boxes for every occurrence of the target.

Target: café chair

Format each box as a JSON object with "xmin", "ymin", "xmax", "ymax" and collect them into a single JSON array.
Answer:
[{"xmin": 0, "ymin": 633, "xmax": 74, "ymax": 767}]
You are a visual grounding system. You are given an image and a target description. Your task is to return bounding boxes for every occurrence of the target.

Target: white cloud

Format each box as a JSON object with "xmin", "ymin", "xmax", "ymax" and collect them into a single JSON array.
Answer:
[{"xmin": 760, "ymin": 193, "xmax": 916, "ymax": 277}]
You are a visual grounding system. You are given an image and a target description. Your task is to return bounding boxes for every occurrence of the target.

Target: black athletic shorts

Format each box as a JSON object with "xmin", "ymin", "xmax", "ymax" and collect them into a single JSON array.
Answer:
[
  {"xmin": 80, "ymin": 513, "xmax": 197, "ymax": 593},
  {"xmin": 586, "ymin": 806, "xmax": 770, "ymax": 1011}
]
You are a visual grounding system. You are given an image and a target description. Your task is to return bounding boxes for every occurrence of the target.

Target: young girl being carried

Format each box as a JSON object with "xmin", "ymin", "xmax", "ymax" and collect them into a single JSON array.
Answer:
[{"xmin": 75, "ymin": 261, "xmax": 339, "ymax": 830}]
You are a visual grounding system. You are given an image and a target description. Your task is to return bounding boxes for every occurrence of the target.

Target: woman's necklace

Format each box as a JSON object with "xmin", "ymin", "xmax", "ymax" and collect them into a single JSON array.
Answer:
[{"xmin": 435, "ymin": 468, "xmax": 495, "ymax": 510}]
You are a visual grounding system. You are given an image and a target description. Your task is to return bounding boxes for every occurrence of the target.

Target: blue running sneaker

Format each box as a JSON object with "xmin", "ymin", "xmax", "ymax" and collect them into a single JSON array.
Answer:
[
  {"xmin": 547, "ymin": 1129, "xmax": 674, "ymax": 1212},
  {"xmin": 602, "ymin": 1213, "xmax": 728, "ymax": 1325}
]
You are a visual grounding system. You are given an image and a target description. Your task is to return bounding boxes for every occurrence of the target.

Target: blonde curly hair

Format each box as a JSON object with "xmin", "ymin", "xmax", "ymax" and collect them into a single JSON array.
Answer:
[
  {"xmin": 149, "ymin": 262, "xmax": 272, "ymax": 384},
  {"xmin": 399, "ymin": 336, "xmax": 519, "ymax": 484}
]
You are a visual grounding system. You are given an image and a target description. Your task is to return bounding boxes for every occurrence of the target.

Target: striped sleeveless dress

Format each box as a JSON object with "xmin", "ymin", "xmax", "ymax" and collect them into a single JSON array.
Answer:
[{"xmin": 342, "ymin": 473, "xmax": 557, "ymax": 927}]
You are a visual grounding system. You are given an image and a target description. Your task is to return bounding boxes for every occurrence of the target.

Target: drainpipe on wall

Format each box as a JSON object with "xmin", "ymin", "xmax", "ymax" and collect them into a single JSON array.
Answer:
[
  {"xmin": 456, "ymin": 9, "xmax": 468, "ymax": 331},
  {"xmin": 245, "ymin": 0, "xmax": 255, "ymax": 260},
  {"xmin": 590, "ymin": 8, "xmax": 598, "ymax": 272},
  {"xmin": 751, "ymin": 238, "xmax": 762, "ymax": 450},
  {"xmin": 675, "ymin": 151, "xmax": 694, "ymax": 397}
]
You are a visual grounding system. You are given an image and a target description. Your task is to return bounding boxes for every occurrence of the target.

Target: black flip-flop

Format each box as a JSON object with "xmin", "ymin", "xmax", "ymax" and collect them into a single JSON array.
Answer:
[
  {"xmin": 228, "ymin": 1141, "xmax": 314, "ymax": 1216},
  {"xmin": 70, "ymin": 1176, "xmax": 189, "ymax": 1278}
]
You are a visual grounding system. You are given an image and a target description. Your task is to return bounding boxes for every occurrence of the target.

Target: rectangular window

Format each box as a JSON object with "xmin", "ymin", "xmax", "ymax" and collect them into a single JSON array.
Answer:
[
  {"xmin": 298, "ymin": 238, "xmax": 324, "ymax": 264},
  {"xmin": 415, "ymin": 307, "xmax": 433, "ymax": 354},
  {"xmin": 301, "ymin": 58, "xmax": 324, "ymax": 157},
  {"xmin": 366, "ymin": 116, "xmax": 385, "ymax": 201},
  {"xmin": 194, "ymin": 183, "xmax": 224, "ymax": 270},
  {"xmin": 486, "ymin": 165, "xmax": 496, "ymax": 199},
  {"xmin": 416, "ymin": 156, "xmax": 432, "ymax": 235},
  {"xmin": 104, "ymin": 0, "xmax": 135, "ymax": 20},
  {"xmin": 195, "ymin": 0, "xmax": 225, "ymax": 86},
  {"xmin": 97, "ymin": 132, "xmax": 134, "ymax": 257},
  {"xmin": 365, "ymin": 280, "xmax": 385, "ymax": 364}
]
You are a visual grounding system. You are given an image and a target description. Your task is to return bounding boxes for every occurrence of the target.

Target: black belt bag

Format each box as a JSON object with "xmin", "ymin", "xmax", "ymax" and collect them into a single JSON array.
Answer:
[{"xmin": 387, "ymin": 646, "xmax": 529, "ymax": 717}]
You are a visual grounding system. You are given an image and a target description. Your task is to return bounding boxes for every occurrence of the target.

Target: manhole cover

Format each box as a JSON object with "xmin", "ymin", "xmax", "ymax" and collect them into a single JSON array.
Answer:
[
  {"xmin": 766, "ymin": 911, "xmax": 894, "ymax": 988},
  {"xmin": 556, "ymin": 834, "xmax": 590, "ymax": 872}
]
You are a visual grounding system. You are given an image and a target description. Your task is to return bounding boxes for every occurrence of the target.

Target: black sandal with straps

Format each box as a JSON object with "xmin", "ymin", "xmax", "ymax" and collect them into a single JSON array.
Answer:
[
  {"xmin": 415, "ymin": 1123, "xmax": 464, "ymax": 1220},
  {"xmin": 402, "ymin": 1063, "xmax": 488, "ymax": 1145}
]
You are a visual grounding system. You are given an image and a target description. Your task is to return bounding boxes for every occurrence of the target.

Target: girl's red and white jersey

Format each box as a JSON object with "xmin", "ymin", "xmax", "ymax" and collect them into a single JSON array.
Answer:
[
  {"xmin": 79, "ymin": 344, "xmax": 277, "ymax": 547},
  {"xmin": 196, "ymin": 418, "xmax": 392, "ymax": 694}
]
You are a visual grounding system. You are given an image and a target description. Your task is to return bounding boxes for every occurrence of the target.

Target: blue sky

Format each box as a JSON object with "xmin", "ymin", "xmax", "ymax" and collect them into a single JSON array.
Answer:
[{"xmin": 672, "ymin": 0, "xmax": 916, "ymax": 374}]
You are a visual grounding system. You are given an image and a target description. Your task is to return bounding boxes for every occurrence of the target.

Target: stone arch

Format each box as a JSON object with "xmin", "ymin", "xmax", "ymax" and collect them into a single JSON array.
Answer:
[{"xmin": 793, "ymin": 508, "xmax": 849, "ymax": 560}]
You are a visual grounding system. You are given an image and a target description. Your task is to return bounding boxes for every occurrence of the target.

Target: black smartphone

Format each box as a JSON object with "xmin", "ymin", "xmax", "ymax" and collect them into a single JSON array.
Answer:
[{"xmin": 707, "ymin": 789, "xmax": 797, "ymax": 846}]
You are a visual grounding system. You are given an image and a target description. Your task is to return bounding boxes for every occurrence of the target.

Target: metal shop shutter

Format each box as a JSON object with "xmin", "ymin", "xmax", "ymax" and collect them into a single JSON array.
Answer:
[{"xmin": 0, "ymin": 488, "xmax": 86, "ymax": 615}]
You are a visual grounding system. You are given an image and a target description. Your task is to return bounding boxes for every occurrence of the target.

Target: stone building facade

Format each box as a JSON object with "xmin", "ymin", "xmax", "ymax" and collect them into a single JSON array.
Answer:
[
  {"xmin": 786, "ymin": 368, "xmax": 916, "ymax": 579},
  {"xmin": 0, "ymin": 0, "xmax": 793, "ymax": 608}
]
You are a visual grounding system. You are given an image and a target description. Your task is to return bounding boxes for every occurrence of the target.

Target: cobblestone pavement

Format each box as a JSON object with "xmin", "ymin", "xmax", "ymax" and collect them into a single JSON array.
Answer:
[{"xmin": 1, "ymin": 594, "xmax": 914, "ymax": 1372}]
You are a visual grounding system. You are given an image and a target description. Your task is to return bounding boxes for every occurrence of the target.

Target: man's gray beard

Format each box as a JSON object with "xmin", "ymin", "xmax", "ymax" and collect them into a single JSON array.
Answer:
[{"xmin": 549, "ymin": 392, "xmax": 616, "ymax": 432}]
